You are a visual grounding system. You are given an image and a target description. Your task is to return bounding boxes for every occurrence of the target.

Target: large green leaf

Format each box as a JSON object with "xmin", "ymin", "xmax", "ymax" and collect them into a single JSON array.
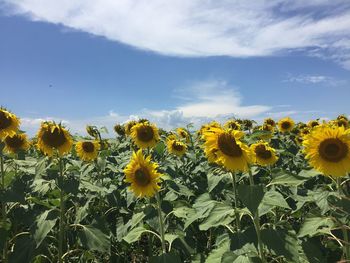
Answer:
[
  {"xmin": 123, "ymin": 226, "xmax": 147, "ymax": 244},
  {"xmin": 205, "ymin": 234, "xmax": 230, "ymax": 263},
  {"xmin": 238, "ymin": 184, "xmax": 265, "ymax": 216},
  {"xmin": 199, "ymin": 202, "xmax": 235, "ymax": 231},
  {"xmin": 150, "ymin": 252, "xmax": 182, "ymax": 263},
  {"xmin": 78, "ymin": 225, "xmax": 110, "ymax": 253},
  {"xmin": 298, "ymin": 217, "xmax": 334, "ymax": 238},
  {"xmin": 32, "ymin": 209, "xmax": 58, "ymax": 248}
]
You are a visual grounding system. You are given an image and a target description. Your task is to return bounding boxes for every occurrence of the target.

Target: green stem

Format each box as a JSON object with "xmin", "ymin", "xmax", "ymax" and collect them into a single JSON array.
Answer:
[
  {"xmin": 337, "ymin": 178, "xmax": 350, "ymax": 261},
  {"xmin": 155, "ymin": 192, "xmax": 166, "ymax": 254},
  {"xmin": 1, "ymin": 152, "xmax": 8, "ymax": 263},
  {"xmin": 231, "ymin": 172, "xmax": 241, "ymax": 231},
  {"xmin": 248, "ymin": 169, "xmax": 266, "ymax": 263},
  {"xmin": 58, "ymin": 158, "xmax": 65, "ymax": 263}
]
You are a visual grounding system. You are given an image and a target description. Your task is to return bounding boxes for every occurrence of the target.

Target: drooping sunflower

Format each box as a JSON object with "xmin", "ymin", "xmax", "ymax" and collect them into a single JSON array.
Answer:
[
  {"xmin": 4, "ymin": 133, "xmax": 30, "ymax": 154},
  {"xmin": 125, "ymin": 120, "xmax": 137, "ymax": 136},
  {"xmin": 277, "ymin": 117, "xmax": 295, "ymax": 133},
  {"xmin": 303, "ymin": 125, "xmax": 350, "ymax": 177},
  {"xmin": 224, "ymin": 120, "xmax": 241, "ymax": 131},
  {"xmin": 0, "ymin": 108, "xmax": 20, "ymax": 140},
  {"xmin": 75, "ymin": 140, "xmax": 100, "ymax": 162},
  {"xmin": 36, "ymin": 122, "xmax": 73, "ymax": 157},
  {"xmin": 202, "ymin": 127, "xmax": 252, "ymax": 172},
  {"xmin": 307, "ymin": 120, "xmax": 319, "ymax": 128},
  {"xmin": 251, "ymin": 141, "xmax": 278, "ymax": 166},
  {"xmin": 124, "ymin": 149, "xmax": 162, "ymax": 198},
  {"xmin": 176, "ymin": 128, "xmax": 190, "ymax": 143},
  {"xmin": 264, "ymin": 118, "xmax": 276, "ymax": 127},
  {"xmin": 114, "ymin": 124, "xmax": 125, "ymax": 136},
  {"xmin": 167, "ymin": 138, "xmax": 187, "ymax": 156},
  {"xmin": 334, "ymin": 118, "xmax": 349, "ymax": 129},
  {"xmin": 130, "ymin": 122, "xmax": 160, "ymax": 149}
]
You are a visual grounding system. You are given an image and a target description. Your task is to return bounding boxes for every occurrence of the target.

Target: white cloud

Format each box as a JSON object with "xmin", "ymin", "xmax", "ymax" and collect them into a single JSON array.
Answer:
[
  {"xmin": 284, "ymin": 74, "xmax": 346, "ymax": 86},
  {"xmin": 2, "ymin": 0, "xmax": 350, "ymax": 68}
]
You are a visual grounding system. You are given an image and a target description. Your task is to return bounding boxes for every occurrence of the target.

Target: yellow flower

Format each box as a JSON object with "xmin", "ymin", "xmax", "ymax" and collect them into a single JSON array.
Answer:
[
  {"xmin": 75, "ymin": 141, "xmax": 100, "ymax": 162},
  {"xmin": 176, "ymin": 128, "xmax": 190, "ymax": 143},
  {"xmin": 130, "ymin": 122, "xmax": 160, "ymax": 149},
  {"xmin": 4, "ymin": 133, "xmax": 30, "ymax": 154},
  {"xmin": 258, "ymin": 124, "xmax": 274, "ymax": 140},
  {"xmin": 202, "ymin": 127, "xmax": 252, "ymax": 172},
  {"xmin": 114, "ymin": 124, "xmax": 125, "ymax": 136},
  {"xmin": 167, "ymin": 138, "xmax": 187, "ymax": 156},
  {"xmin": 264, "ymin": 118, "xmax": 276, "ymax": 127},
  {"xmin": 307, "ymin": 120, "xmax": 319, "ymax": 128},
  {"xmin": 125, "ymin": 120, "xmax": 137, "ymax": 136},
  {"xmin": 334, "ymin": 118, "xmax": 349, "ymax": 129},
  {"xmin": 303, "ymin": 125, "xmax": 350, "ymax": 177},
  {"xmin": 277, "ymin": 117, "xmax": 295, "ymax": 133},
  {"xmin": 36, "ymin": 122, "xmax": 73, "ymax": 157},
  {"xmin": 124, "ymin": 149, "xmax": 162, "ymax": 198},
  {"xmin": 0, "ymin": 108, "xmax": 20, "ymax": 140},
  {"xmin": 251, "ymin": 141, "xmax": 278, "ymax": 166},
  {"xmin": 224, "ymin": 120, "xmax": 241, "ymax": 131}
]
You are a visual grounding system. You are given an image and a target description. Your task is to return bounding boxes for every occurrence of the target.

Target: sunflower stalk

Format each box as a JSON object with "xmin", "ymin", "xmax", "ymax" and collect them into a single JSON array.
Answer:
[
  {"xmin": 1, "ymin": 149, "xmax": 8, "ymax": 263},
  {"xmin": 337, "ymin": 178, "xmax": 350, "ymax": 261},
  {"xmin": 230, "ymin": 172, "xmax": 241, "ymax": 231},
  {"xmin": 248, "ymin": 168, "xmax": 266, "ymax": 263},
  {"xmin": 155, "ymin": 192, "xmax": 167, "ymax": 254},
  {"xmin": 58, "ymin": 157, "xmax": 66, "ymax": 263}
]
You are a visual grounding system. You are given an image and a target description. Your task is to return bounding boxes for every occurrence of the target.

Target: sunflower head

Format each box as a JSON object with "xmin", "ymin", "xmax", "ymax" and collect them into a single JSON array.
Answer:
[
  {"xmin": 75, "ymin": 140, "xmax": 100, "ymax": 162},
  {"xmin": 303, "ymin": 125, "xmax": 350, "ymax": 177},
  {"xmin": 167, "ymin": 138, "xmax": 187, "ymax": 157},
  {"xmin": 36, "ymin": 122, "xmax": 73, "ymax": 157},
  {"xmin": 125, "ymin": 120, "xmax": 137, "ymax": 136},
  {"xmin": 337, "ymin": 114, "xmax": 348, "ymax": 121},
  {"xmin": 202, "ymin": 127, "xmax": 252, "ymax": 172},
  {"xmin": 241, "ymin": 119, "xmax": 254, "ymax": 130},
  {"xmin": 4, "ymin": 133, "xmax": 30, "ymax": 154},
  {"xmin": 258, "ymin": 124, "xmax": 274, "ymax": 140},
  {"xmin": 278, "ymin": 117, "xmax": 295, "ymax": 133},
  {"xmin": 114, "ymin": 124, "xmax": 125, "ymax": 136},
  {"xmin": 0, "ymin": 108, "xmax": 20, "ymax": 140},
  {"xmin": 299, "ymin": 127, "xmax": 310, "ymax": 137},
  {"xmin": 130, "ymin": 122, "xmax": 160, "ymax": 149},
  {"xmin": 86, "ymin": 125, "xmax": 100, "ymax": 139},
  {"xmin": 224, "ymin": 120, "xmax": 241, "ymax": 131},
  {"xmin": 264, "ymin": 118, "xmax": 276, "ymax": 127},
  {"xmin": 334, "ymin": 118, "xmax": 349, "ymax": 128},
  {"xmin": 307, "ymin": 120, "xmax": 319, "ymax": 128},
  {"xmin": 251, "ymin": 141, "xmax": 278, "ymax": 166},
  {"xmin": 176, "ymin": 128, "xmax": 190, "ymax": 143},
  {"xmin": 124, "ymin": 149, "xmax": 162, "ymax": 198}
]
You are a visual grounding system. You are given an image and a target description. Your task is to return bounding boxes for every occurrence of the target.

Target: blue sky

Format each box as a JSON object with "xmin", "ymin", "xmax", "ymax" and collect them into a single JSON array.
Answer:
[{"xmin": 1, "ymin": 1, "xmax": 350, "ymax": 135}]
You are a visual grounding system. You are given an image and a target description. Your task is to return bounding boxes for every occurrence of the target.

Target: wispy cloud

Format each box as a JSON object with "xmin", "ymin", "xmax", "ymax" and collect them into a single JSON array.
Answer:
[
  {"xmin": 2, "ymin": 1, "xmax": 350, "ymax": 68},
  {"xmin": 283, "ymin": 74, "xmax": 346, "ymax": 86}
]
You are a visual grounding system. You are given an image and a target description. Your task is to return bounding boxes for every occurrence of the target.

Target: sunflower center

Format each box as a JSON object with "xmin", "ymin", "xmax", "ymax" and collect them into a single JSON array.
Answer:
[
  {"xmin": 254, "ymin": 145, "xmax": 272, "ymax": 160},
  {"xmin": 5, "ymin": 135, "xmax": 23, "ymax": 149},
  {"xmin": 41, "ymin": 127, "xmax": 67, "ymax": 148},
  {"xmin": 0, "ymin": 111, "xmax": 12, "ymax": 129},
  {"xmin": 172, "ymin": 141, "xmax": 185, "ymax": 152},
  {"xmin": 134, "ymin": 167, "xmax": 151, "ymax": 186},
  {"xmin": 82, "ymin": 142, "xmax": 95, "ymax": 153},
  {"xmin": 281, "ymin": 122, "xmax": 291, "ymax": 130},
  {"xmin": 319, "ymin": 138, "xmax": 348, "ymax": 162},
  {"xmin": 137, "ymin": 126, "xmax": 154, "ymax": 142},
  {"xmin": 217, "ymin": 133, "xmax": 242, "ymax": 157}
]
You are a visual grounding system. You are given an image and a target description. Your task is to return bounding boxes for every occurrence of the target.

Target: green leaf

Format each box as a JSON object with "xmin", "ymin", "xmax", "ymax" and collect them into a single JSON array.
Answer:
[
  {"xmin": 207, "ymin": 172, "xmax": 228, "ymax": 192},
  {"xmin": 78, "ymin": 225, "xmax": 110, "ymax": 253},
  {"xmin": 269, "ymin": 172, "xmax": 308, "ymax": 186},
  {"xmin": 199, "ymin": 202, "xmax": 235, "ymax": 231},
  {"xmin": 150, "ymin": 252, "xmax": 182, "ymax": 263},
  {"xmin": 261, "ymin": 228, "xmax": 299, "ymax": 262},
  {"xmin": 205, "ymin": 234, "xmax": 230, "ymax": 263},
  {"xmin": 123, "ymin": 227, "xmax": 147, "ymax": 244},
  {"xmin": 9, "ymin": 235, "xmax": 35, "ymax": 263},
  {"xmin": 33, "ymin": 209, "xmax": 58, "ymax": 248},
  {"xmin": 238, "ymin": 184, "xmax": 265, "ymax": 216},
  {"xmin": 301, "ymin": 238, "xmax": 326, "ymax": 263},
  {"xmin": 259, "ymin": 190, "xmax": 290, "ymax": 216},
  {"xmin": 298, "ymin": 217, "xmax": 334, "ymax": 238},
  {"xmin": 165, "ymin": 233, "xmax": 179, "ymax": 249}
]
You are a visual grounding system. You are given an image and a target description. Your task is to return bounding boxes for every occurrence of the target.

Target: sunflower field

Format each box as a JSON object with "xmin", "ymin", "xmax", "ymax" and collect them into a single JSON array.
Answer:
[{"xmin": 1, "ymin": 108, "xmax": 350, "ymax": 263}]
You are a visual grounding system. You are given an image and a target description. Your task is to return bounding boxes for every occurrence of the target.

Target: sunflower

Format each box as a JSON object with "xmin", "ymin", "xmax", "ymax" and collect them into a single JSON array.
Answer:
[
  {"xmin": 130, "ymin": 122, "xmax": 160, "ymax": 149},
  {"xmin": 307, "ymin": 120, "xmax": 319, "ymax": 128},
  {"xmin": 277, "ymin": 117, "xmax": 295, "ymax": 133},
  {"xmin": 258, "ymin": 124, "xmax": 274, "ymax": 140},
  {"xmin": 0, "ymin": 108, "xmax": 20, "ymax": 140},
  {"xmin": 303, "ymin": 125, "xmax": 350, "ymax": 177},
  {"xmin": 224, "ymin": 120, "xmax": 241, "ymax": 131},
  {"xmin": 176, "ymin": 128, "xmax": 190, "ymax": 143},
  {"xmin": 167, "ymin": 138, "xmax": 187, "ymax": 156},
  {"xmin": 337, "ymin": 114, "xmax": 348, "ymax": 121},
  {"xmin": 197, "ymin": 121, "xmax": 221, "ymax": 136},
  {"xmin": 124, "ymin": 149, "xmax": 162, "ymax": 198},
  {"xmin": 251, "ymin": 141, "xmax": 278, "ymax": 166},
  {"xmin": 334, "ymin": 118, "xmax": 349, "ymax": 129},
  {"xmin": 75, "ymin": 140, "xmax": 100, "ymax": 162},
  {"xmin": 202, "ymin": 127, "xmax": 252, "ymax": 172},
  {"xmin": 4, "ymin": 133, "xmax": 30, "ymax": 154},
  {"xmin": 36, "ymin": 122, "xmax": 73, "ymax": 157},
  {"xmin": 114, "ymin": 124, "xmax": 125, "ymax": 136},
  {"xmin": 125, "ymin": 120, "xmax": 137, "ymax": 136},
  {"xmin": 264, "ymin": 118, "xmax": 276, "ymax": 127}
]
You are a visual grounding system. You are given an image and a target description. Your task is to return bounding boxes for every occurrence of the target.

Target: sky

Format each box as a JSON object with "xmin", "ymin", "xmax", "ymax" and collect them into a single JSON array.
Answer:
[{"xmin": 1, "ymin": 0, "xmax": 350, "ymax": 136}]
